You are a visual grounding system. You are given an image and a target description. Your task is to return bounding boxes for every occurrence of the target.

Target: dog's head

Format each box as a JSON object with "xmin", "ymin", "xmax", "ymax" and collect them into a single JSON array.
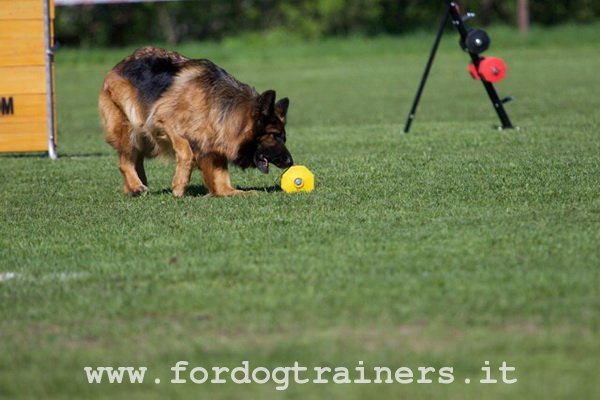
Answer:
[{"xmin": 250, "ymin": 90, "xmax": 293, "ymax": 173}]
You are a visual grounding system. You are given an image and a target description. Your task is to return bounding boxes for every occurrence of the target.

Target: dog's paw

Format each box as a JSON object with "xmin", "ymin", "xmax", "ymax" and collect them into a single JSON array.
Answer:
[
  {"xmin": 238, "ymin": 189, "xmax": 259, "ymax": 196},
  {"xmin": 172, "ymin": 188, "xmax": 186, "ymax": 198},
  {"xmin": 125, "ymin": 185, "xmax": 149, "ymax": 197}
]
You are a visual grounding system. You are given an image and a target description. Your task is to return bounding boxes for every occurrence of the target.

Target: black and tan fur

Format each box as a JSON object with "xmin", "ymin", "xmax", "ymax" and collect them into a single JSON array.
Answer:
[{"xmin": 99, "ymin": 47, "xmax": 293, "ymax": 197}]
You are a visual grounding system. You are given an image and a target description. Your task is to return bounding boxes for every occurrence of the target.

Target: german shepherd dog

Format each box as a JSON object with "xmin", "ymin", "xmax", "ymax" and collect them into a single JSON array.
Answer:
[{"xmin": 99, "ymin": 47, "xmax": 293, "ymax": 197}]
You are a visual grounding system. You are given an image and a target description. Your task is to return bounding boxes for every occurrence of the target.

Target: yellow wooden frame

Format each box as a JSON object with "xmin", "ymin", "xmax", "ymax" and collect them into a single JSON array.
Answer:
[{"xmin": 0, "ymin": 0, "xmax": 57, "ymax": 159}]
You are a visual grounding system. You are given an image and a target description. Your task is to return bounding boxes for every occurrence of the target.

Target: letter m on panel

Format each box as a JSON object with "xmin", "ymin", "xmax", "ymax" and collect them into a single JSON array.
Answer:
[{"xmin": 1, "ymin": 97, "xmax": 14, "ymax": 115}]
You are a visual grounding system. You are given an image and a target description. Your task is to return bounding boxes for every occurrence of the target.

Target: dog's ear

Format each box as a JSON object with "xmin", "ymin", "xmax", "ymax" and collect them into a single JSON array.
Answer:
[
  {"xmin": 258, "ymin": 90, "xmax": 276, "ymax": 117},
  {"xmin": 275, "ymin": 98, "xmax": 289, "ymax": 122}
]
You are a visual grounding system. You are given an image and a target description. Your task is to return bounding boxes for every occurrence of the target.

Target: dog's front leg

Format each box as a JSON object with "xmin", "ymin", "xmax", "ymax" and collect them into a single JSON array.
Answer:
[{"xmin": 198, "ymin": 154, "xmax": 248, "ymax": 197}]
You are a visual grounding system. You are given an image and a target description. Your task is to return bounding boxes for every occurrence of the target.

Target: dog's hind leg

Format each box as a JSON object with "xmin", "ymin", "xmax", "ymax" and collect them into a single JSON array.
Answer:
[
  {"xmin": 164, "ymin": 130, "xmax": 194, "ymax": 197},
  {"xmin": 118, "ymin": 153, "xmax": 148, "ymax": 196},
  {"xmin": 99, "ymin": 88, "xmax": 148, "ymax": 196},
  {"xmin": 135, "ymin": 155, "xmax": 148, "ymax": 187}
]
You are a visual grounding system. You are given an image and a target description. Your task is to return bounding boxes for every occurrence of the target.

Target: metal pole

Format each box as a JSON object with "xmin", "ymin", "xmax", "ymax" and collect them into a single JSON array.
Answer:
[
  {"xmin": 43, "ymin": 0, "xmax": 58, "ymax": 159},
  {"xmin": 403, "ymin": 3, "xmax": 451, "ymax": 133}
]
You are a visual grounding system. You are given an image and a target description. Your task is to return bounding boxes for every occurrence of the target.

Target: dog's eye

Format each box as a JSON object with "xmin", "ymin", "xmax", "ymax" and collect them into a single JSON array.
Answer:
[{"xmin": 274, "ymin": 130, "xmax": 286, "ymax": 143}]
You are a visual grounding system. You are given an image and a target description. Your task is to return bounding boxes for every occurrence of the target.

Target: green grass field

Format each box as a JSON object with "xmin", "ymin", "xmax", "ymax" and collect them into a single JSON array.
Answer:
[{"xmin": 1, "ymin": 24, "xmax": 599, "ymax": 399}]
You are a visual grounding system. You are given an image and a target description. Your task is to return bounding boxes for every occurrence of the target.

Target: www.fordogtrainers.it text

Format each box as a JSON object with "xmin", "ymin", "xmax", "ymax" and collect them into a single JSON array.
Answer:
[{"xmin": 84, "ymin": 360, "xmax": 517, "ymax": 390}]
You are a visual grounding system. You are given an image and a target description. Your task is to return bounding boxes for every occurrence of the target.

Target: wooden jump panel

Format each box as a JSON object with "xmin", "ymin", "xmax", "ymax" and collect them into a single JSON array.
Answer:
[{"xmin": 0, "ymin": 0, "xmax": 56, "ymax": 156}]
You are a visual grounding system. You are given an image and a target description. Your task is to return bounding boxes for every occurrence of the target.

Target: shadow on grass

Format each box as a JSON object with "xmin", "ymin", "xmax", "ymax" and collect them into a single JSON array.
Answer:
[
  {"xmin": 239, "ymin": 185, "xmax": 282, "ymax": 194},
  {"xmin": 0, "ymin": 152, "xmax": 110, "ymax": 159},
  {"xmin": 155, "ymin": 184, "xmax": 281, "ymax": 197},
  {"xmin": 59, "ymin": 152, "xmax": 112, "ymax": 159},
  {"xmin": 0, "ymin": 153, "xmax": 49, "ymax": 159}
]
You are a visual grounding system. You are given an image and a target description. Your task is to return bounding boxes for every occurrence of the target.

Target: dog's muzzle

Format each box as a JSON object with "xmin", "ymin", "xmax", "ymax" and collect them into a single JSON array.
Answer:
[{"xmin": 254, "ymin": 153, "xmax": 293, "ymax": 174}]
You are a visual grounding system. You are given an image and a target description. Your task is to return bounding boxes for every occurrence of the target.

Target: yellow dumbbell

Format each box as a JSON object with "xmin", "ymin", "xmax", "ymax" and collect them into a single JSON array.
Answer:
[{"xmin": 280, "ymin": 165, "xmax": 315, "ymax": 193}]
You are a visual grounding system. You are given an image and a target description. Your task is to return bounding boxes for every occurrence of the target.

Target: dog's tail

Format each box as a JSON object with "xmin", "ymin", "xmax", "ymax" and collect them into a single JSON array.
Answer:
[{"xmin": 99, "ymin": 71, "xmax": 148, "ymax": 153}]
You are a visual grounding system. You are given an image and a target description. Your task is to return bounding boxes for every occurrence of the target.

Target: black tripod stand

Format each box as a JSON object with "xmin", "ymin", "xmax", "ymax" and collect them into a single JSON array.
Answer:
[{"xmin": 404, "ymin": 0, "xmax": 514, "ymax": 133}]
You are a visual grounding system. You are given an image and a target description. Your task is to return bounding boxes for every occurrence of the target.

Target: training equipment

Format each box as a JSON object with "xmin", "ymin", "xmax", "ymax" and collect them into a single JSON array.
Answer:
[
  {"xmin": 0, "ymin": 0, "xmax": 57, "ymax": 159},
  {"xmin": 470, "ymin": 57, "xmax": 507, "ymax": 83},
  {"xmin": 280, "ymin": 165, "xmax": 315, "ymax": 193},
  {"xmin": 404, "ymin": 1, "xmax": 515, "ymax": 133},
  {"xmin": 463, "ymin": 28, "xmax": 490, "ymax": 54}
]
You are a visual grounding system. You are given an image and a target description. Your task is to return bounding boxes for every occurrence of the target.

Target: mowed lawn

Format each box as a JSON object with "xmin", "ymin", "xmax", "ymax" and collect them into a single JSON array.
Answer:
[{"xmin": 1, "ymin": 24, "xmax": 599, "ymax": 399}]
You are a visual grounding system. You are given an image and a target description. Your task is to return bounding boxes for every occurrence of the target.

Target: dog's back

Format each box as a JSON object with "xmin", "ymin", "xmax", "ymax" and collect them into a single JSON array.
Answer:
[
  {"xmin": 99, "ymin": 47, "xmax": 257, "ymax": 158},
  {"xmin": 114, "ymin": 48, "xmax": 188, "ymax": 112}
]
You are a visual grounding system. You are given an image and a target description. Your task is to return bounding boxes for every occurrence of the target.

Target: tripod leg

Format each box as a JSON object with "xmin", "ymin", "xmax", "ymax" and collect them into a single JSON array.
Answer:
[{"xmin": 403, "ymin": 3, "xmax": 451, "ymax": 133}]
